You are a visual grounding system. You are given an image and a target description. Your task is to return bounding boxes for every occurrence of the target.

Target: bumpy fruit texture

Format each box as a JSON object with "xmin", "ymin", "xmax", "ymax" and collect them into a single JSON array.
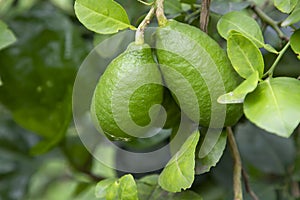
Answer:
[
  {"xmin": 156, "ymin": 20, "xmax": 243, "ymax": 127},
  {"xmin": 91, "ymin": 43, "xmax": 164, "ymax": 140}
]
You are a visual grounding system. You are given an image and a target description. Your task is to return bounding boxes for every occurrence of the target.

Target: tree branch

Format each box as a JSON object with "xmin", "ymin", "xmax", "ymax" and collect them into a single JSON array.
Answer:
[
  {"xmin": 227, "ymin": 126, "xmax": 243, "ymax": 200},
  {"xmin": 200, "ymin": 0, "xmax": 211, "ymax": 33},
  {"xmin": 250, "ymin": 4, "xmax": 289, "ymax": 41},
  {"xmin": 242, "ymin": 169, "xmax": 259, "ymax": 200}
]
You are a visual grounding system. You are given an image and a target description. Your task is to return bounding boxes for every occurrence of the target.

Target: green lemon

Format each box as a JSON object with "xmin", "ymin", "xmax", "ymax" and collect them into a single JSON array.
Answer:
[
  {"xmin": 155, "ymin": 20, "xmax": 243, "ymax": 127},
  {"xmin": 91, "ymin": 42, "xmax": 164, "ymax": 140}
]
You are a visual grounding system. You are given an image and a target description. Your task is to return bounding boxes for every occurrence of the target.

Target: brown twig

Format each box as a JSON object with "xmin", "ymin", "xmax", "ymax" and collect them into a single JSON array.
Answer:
[
  {"xmin": 227, "ymin": 126, "xmax": 243, "ymax": 200},
  {"xmin": 242, "ymin": 169, "xmax": 259, "ymax": 200},
  {"xmin": 200, "ymin": 0, "xmax": 211, "ymax": 33}
]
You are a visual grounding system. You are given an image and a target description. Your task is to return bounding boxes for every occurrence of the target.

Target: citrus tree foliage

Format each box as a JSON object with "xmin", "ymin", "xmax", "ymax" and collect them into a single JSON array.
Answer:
[{"xmin": 0, "ymin": 0, "xmax": 300, "ymax": 200}]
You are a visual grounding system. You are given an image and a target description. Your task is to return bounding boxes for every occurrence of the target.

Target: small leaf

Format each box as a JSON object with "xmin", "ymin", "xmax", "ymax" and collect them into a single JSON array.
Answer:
[
  {"xmin": 74, "ymin": 0, "xmax": 135, "ymax": 34},
  {"xmin": 0, "ymin": 20, "xmax": 16, "ymax": 50},
  {"xmin": 159, "ymin": 130, "xmax": 200, "ymax": 192},
  {"xmin": 274, "ymin": 0, "xmax": 298, "ymax": 13},
  {"xmin": 244, "ymin": 77, "xmax": 300, "ymax": 137},
  {"xmin": 165, "ymin": 0, "xmax": 182, "ymax": 15},
  {"xmin": 282, "ymin": 1, "xmax": 300, "ymax": 26},
  {"xmin": 210, "ymin": 1, "xmax": 250, "ymax": 15},
  {"xmin": 106, "ymin": 174, "xmax": 139, "ymax": 200},
  {"xmin": 290, "ymin": 29, "xmax": 300, "ymax": 59},
  {"xmin": 227, "ymin": 32, "xmax": 264, "ymax": 78},
  {"xmin": 217, "ymin": 11, "xmax": 265, "ymax": 48},
  {"xmin": 196, "ymin": 130, "xmax": 227, "ymax": 174},
  {"xmin": 218, "ymin": 71, "xmax": 259, "ymax": 104},
  {"xmin": 95, "ymin": 178, "xmax": 117, "ymax": 199},
  {"xmin": 96, "ymin": 174, "xmax": 138, "ymax": 200}
]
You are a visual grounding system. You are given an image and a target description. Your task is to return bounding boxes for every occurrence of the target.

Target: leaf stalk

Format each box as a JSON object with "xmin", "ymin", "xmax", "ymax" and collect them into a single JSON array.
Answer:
[{"xmin": 263, "ymin": 41, "xmax": 290, "ymax": 78}]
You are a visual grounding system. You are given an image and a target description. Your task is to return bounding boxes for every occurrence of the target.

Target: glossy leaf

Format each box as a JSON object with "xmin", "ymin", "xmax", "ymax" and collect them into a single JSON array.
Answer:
[
  {"xmin": 236, "ymin": 121, "xmax": 296, "ymax": 174},
  {"xmin": 244, "ymin": 77, "xmax": 300, "ymax": 137},
  {"xmin": 274, "ymin": 0, "xmax": 298, "ymax": 13},
  {"xmin": 227, "ymin": 32, "xmax": 264, "ymax": 78},
  {"xmin": 290, "ymin": 29, "xmax": 300, "ymax": 59},
  {"xmin": 282, "ymin": 2, "xmax": 300, "ymax": 26},
  {"xmin": 0, "ymin": 3, "xmax": 89, "ymax": 154},
  {"xmin": 159, "ymin": 130, "xmax": 200, "ymax": 192},
  {"xmin": 218, "ymin": 71, "xmax": 259, "ymax": 104},
  {"xmin": 0, "ymin": 20, "xmax": 16, "ymax": 50},
  {"xmin": 210, "ymin": 1, "xmax": 250, "ymax": 15},
  {"xmin": 165, "ymin": 0, "xmax": 182, "ymax": 14},
  {"xmin": 217, "ymin": 11, "xmax": 264, "ymax": 47},
  {"xmin": 195, "ymin": 130, "xmax": 227, "ymax": 174},
  {"xmin": 74, "ymin": 0, "xmax": 135, "ymax": 34}
]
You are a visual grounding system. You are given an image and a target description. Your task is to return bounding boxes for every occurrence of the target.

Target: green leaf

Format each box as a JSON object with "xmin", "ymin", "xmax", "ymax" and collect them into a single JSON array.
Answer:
[
  {"xmin": 217, "ymin": 11, "xmax": 268, "ymax": 49},
  {"xmin": 227, "ymin": 32, "xmax": 264, "ymax": 78},
  {"xmin": 74, "ymin": 0, "xmax": 135, "ymax": 34},
  {"xmin": 159, "ymin": 130, "xmax": 200, "ymax": 192},
  {"xmin": 210, "ymin": 1, "xmax": 250, "ymax": 15},
  {"xmin": 95, "ymin": 178, "xmax": 117, "ymax": 199},
  {"xmin": 282, "ymin": 1, "xmax": 300, "ymax": 26},
  {"xmin": 0, "ymin": 3, "xmax": 89, "ymax": 154},
  {"xmin": 218, "ymin": 71, "xmax": 259, "ymax": 104},
  {"xmin": 95, "ymin": 174, "xmax": 138, "ymax": 200},
  {"xmin": 236, "ymin": 121, "xmax": 296, "ymax": 174},
  {"xmin": 165, "ymin": 0, "xmax": 182, "ymax": 14},
  {"xmin": 196, "ymin": 130, "xmax": 227, "ymax": 174},
  {"xmin": 0, "ymin": 20, "xmax": 16, "ymax": 50},
  {"xmin": 244, "ymin": 77, "xmax": 300, "ymax": 137},
  {"xmin": 290, "ymin": 29, "xmax": 300, "ymax": 59},
  {"xmin": 274, "ymin": 0, "xmax": 298, "ymax": 13},
  {"xmin": 106, "ymin": 174, "xmax": 139, "ymax": 200},
  {"xmin": 0, "ymin": 108, "xmax": 41, "ymax": 200}
]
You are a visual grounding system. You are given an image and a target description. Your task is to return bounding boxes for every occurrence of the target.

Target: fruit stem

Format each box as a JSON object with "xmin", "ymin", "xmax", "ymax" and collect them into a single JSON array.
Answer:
[
  {"xmin": 135, "ymin": 6, "xmax": 156, "ymax": 44},
  {"xmin": 250, "ymin": 4, "xmax": 289, "ymax": 41},
  {"xmin": 227, "ymin": 126, "xmax": 243, "ymax": 200},
  {"xmin": 156, "ymin": 0, "xmax": 168, "ymax": 26},
  {"xmin": 263, "ymin": 41, "xmax": 290, "ymax": 78}
]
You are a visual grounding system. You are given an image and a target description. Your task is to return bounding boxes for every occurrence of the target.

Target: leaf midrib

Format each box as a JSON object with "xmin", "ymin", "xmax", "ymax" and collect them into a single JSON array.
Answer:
[
  {"xmin": 76, "ymin": 2, "xmax": 131, "ymax": 28},
  {"xmin": 266, "ymin": 80, "xmax": 288, "ymax": 132}
]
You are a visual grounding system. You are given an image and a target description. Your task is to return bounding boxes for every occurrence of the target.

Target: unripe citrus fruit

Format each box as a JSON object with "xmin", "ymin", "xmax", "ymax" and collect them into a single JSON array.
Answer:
[
  {"xmin": 155, "ymin": 20, "xmax": 243, "ymax": 127},
  {"xmin": 91, "ymin": 43, "xmax": 164, "ymax": 140}
]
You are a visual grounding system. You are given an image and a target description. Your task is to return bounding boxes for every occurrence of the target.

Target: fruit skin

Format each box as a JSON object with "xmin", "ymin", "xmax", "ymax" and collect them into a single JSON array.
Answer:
[
  {"xmin": 155, "ymin": 20, "xmax": 243, "ymax": 127},
  {"xmin": 91, "ymin": 42, "xmax": 164, "ymax": 140}
]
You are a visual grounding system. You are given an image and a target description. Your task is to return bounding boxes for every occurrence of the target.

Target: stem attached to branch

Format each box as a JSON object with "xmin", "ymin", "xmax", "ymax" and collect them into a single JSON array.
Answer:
[
  {"xmin": 263, "ymin": 41, "xmax": 290, "ymax": 78},
  {"xmin": 251, "ymin": 4, "xmax": 288, "ymax": 41},
  {"xmin": 200, "ymin": 0, "xmax": 211, "ymax": 33},
  {"xmin": 227, "ymin": 126, "xmax": 243, "ymax": 200},
  {"xmin": 156, "ymin": 0, "xmax": 167, "ymax": 26},
  {"xmin": 135, "ymin": 6, "xmax": 156, "ymax": 44}
]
